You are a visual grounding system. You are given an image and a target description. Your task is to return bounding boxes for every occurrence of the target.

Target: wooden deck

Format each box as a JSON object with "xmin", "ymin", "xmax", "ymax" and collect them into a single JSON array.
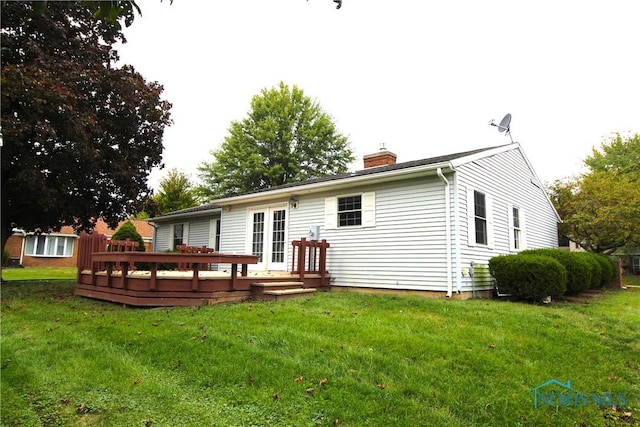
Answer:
[{"xmin": 74, "ymin": 235, "xmax": 331, "ymax": 306}]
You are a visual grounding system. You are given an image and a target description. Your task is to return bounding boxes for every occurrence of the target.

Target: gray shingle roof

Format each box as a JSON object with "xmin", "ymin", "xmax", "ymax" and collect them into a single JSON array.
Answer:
[{"xmin": 152, "ymin": 144, "xmax": 505, "ymax": 219}]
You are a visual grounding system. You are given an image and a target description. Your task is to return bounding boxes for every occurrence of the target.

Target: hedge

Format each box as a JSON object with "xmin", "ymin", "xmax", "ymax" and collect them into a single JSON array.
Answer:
[
  {"xmin": 489, "ymin": 254, "xmax": 567, "ymax": 302},
  {"xmin": 520, "ymin": 249, "xmax": 591, "ymax": 295}
]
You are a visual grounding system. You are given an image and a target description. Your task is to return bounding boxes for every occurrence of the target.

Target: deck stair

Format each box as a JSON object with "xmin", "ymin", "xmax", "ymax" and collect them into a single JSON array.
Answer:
[{"xmin": 251, "ymin": 281, "xmax": 317, "ymax": 301}]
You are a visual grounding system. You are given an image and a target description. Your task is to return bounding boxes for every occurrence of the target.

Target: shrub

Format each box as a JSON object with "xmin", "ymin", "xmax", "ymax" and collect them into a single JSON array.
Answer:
[
  {"xmin": 2, "ymin": 250, "xmax": 9, "ymax": 266},
  {"xmin": 111, "ymin": 220, "xmax": 145, "ymax": 252},
  {"xmin": 489, "ymin": 254, "xmax": 567, "ymax": 302},
  {"xmin": 520, "ymin": 249, "xmax": 591, "ymax": 295},
  {"xmin": 591, "ymin": 254, "xmax": 617, "ymax": 287},
  {"xmin": 573, "ymin": 252, "xmax": 601, "ymax": 290}
]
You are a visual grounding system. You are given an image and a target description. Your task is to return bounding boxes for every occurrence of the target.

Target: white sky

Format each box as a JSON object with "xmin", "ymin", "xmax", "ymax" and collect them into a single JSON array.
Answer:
[{"xmin": 116, "ymin": 0, "xmax": 640, "ymax": 192}]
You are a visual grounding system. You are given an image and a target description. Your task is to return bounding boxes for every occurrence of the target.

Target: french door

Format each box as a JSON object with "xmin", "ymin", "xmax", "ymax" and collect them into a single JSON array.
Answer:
[{"xmin": 247, "ymin": 205, "xmax": 287, "ymax": 271}]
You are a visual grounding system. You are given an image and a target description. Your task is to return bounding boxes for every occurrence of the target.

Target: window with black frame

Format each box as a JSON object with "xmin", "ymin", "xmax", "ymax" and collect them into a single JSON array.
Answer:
[{"xmin": 338, "ymin": 195, "xmax": 362, "ymax": 227}]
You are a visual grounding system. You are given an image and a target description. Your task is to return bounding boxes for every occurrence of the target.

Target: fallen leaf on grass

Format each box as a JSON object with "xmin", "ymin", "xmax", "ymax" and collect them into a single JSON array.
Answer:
[
  {"xmin": 272, "ymin": 392, "xmax": 279, "ymax": 400},
  {"xmin": 133, "ymin": 378, "xmax": 141, "ymax": 385},
  {"xmin": 334, "ymin": 419, "xmax": 340, "ymax": 425},
  {"xmin": 306, "ymin": 388, "xmax": 315, "ymax": 394},
  {"xmin": 377, "ymin": 383, "xmax": 385, "ymax": 390},
  {"xmin": 295, "ymin": 376, "xmax": 304, "ymax": 383},
  {"xmin": 489, "ymin": 344, "xmax": 496, "ymax": 349},
  {"xmin": 319, "ymin": 378, "xmax": 328, "ymax": 386}
]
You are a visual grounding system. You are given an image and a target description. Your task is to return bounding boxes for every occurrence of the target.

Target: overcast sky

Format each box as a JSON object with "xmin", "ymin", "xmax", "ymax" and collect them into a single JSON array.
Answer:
[{"xmin": 116, "ymin": 0, "xmax": 640, "ymax": 191}]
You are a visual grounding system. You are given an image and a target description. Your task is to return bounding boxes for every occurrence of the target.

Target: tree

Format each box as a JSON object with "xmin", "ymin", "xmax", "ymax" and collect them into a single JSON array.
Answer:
[
  {"xmin": 549, "ymin": 133, "xmax": 640, "ymax": 254},
  {"xmin": 1, "ymin": 2, "xmax": 172, "ymax": 251},
  {"xmin": 154, "ymin": 168, "xmax": 199, "ymax": 214},
  {"xmin": 197, "ymin": 82, "xmax": 354, "ymax": 200},
  {"xmin": 111, "ymin": 220, "xmax": 145, "ymax": 252}
]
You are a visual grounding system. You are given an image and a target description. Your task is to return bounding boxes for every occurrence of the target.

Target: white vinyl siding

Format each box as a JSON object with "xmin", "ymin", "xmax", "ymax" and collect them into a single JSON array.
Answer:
[
  {"xmin": 457, "ymin": 147, "xmax": 558, "ymax": 291},
  {"xmin": 314, "ymin": 179, "xmax": 448, "ymax": 290},
  {"xmin": 187, "ymin": 218, "xmax": 210, "ymax": 247}
]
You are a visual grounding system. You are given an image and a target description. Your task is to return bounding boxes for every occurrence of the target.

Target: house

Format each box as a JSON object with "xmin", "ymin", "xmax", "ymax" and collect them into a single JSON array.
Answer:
[
  {"xmin": 5, "ymin": 219, "xmax": 154, "ymax": 268},
  {"xmin": 150, "ymin": 143, "xmax": 561, "ymax": 298}
]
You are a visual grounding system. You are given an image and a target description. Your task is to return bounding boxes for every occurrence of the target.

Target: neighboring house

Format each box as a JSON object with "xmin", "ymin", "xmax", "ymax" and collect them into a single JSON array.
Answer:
[
  {"xmin": 5, "ymin": 219, "xmax": 154, "ymax": 268},
  {"xmin": 151, "ymin": 143, "xmax": 561, "ymax": 297}
]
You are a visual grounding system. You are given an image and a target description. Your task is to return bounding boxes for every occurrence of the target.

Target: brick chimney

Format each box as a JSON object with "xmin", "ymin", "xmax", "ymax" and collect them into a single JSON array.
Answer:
[{"xmin": 363, "ymin": 144, "xmax": 397, "ymax": 168}]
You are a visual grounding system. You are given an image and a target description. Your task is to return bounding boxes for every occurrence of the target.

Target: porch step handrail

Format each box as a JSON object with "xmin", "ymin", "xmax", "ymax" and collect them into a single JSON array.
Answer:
[{"xmin": 291, "ymin": 238, "xmax": 330, "ymax": 287}]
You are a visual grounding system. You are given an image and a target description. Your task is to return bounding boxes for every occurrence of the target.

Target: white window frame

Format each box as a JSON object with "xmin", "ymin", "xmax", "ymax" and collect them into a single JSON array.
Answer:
[
  {"xmin": 169, "ymin": 223, "xmax": 189, "ymax": 249},
  {"xmin": 467, "ymin": 188, "xmax": 493, "ymax": 248},
  {"xmin": 507, "ymin": 204, "xmax": 527, "ymax": 252},
  {"xmin": 325, "ymin": 192, "xmax": 376, "ymax": 230},
  {"xmin": 24, "ymin": 234, "xmax": 76, "ymax": 257}
]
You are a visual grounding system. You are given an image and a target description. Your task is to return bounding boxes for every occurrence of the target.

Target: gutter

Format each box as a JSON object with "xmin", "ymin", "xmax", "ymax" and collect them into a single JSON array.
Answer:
[
  {"xmin": 437, "ymin": 167, "xmax": 453, "ymax": 298},
  {"xmin": 214, "ymin": 162, "xmax": 455, "ymax": 206}
]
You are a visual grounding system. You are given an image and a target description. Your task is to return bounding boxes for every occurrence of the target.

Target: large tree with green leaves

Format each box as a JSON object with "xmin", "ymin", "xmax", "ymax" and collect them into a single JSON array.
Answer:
[
  {"xmin": 1, "ymin": 1, "xmax": 172, "ymax": 251},
  {"xmin": 197, "ymin": 82, "xmax": 354, "ymax": 200},
  {"xmin": 549, "ymin": 133, "xmax": 640, "ymax": 254},
  {"xmin": 154, "ymin": 168, "xmax": 199, "ymax": 214}
]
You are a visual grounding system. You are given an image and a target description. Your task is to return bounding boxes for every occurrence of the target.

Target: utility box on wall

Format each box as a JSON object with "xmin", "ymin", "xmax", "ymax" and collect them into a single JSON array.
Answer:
[{"xmin": 307, "ymin": 226, "xmax": 320, "ymax": 241}]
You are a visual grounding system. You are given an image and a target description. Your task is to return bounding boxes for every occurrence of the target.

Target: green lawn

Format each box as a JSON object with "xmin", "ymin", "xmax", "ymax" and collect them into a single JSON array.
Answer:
[
  {"xmin": 1, "ymin": 281, "xmax": 638, "ymax": 427},
  {"xmin": 1, "ymin": 267, "xmax": 77, "ymax": 281}
]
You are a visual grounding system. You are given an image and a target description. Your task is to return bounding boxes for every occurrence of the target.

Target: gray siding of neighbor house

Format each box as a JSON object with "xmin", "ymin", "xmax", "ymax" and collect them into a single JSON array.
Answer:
[{"xmin": 456, "ymin": 147, "xmax": 559, "ymax": 291}]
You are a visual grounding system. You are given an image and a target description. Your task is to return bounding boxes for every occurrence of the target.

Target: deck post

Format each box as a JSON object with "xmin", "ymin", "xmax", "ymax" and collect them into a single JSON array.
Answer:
[
  {"xmin": 150, "ymin": 263, "xmax": 157, "ymax": 290},
  {"xmin": 298, "ymin": 238, "xmax": 307, "ymax": 284}
]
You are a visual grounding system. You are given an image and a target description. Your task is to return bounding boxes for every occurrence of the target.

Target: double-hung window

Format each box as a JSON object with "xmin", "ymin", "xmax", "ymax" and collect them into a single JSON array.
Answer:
[
  {"xmin": 467, "ymin": 188, "xmax": 493, "ymax": 247},
  {"xmin": 325, "ymin": 192, "xmax": 376, "ymax": 229},
  {"xmin": 508, "ymin": 204, "xmax": 526, "ymax": 251},
  {"xmin": 25, "ymin": 234, "xmax": 75, "ymax": 257},
  {"xmin": 512, "ymin": 207, "xmax": 522, "ymax": 250},
  {"xmin": 474, "ymin": 191, "xmax": 488, "ymax": 245},
  {"xmin": 171, "ymin": 223, "xmax": 188, "ymax": 249},
  {"xmin": 338, "ymin": 195, "xmax": 362, "ymax": 227}
]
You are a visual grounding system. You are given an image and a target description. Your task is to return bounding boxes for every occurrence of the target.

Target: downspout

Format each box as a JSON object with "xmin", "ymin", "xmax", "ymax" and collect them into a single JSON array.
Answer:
[
  {"xmin": 18, "ymin": 229, "xmax": 26, "ymax": 266},
  {"xmin": 437, "ymin": 168, "xmax": 453, "ymax": 298},
  {"xmin": 452, "ymin": 167, "xmax": 462, "ymax": 294}
]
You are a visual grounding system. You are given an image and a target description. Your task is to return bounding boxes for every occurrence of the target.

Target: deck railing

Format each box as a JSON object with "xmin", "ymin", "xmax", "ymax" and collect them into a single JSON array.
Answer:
[
  {"xmin": 76, "ymin": 233, "xmax": 139, "ymax": 275},
  {"xmin": 176, "ymin": 244, "xmax": 216, "ymax": 271},
  {"xmin": 291, "ymin": 238, "xmax": 331, "ymax": 286}
]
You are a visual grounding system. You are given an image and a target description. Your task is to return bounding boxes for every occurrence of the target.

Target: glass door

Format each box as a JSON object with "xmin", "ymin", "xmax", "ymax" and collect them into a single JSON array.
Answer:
[{"xmin": 248, "ymin": 205, "xmax": 287, "ymax": 271}]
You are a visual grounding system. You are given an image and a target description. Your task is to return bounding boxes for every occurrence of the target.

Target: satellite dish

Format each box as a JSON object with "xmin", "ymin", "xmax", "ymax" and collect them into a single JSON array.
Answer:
[
  {"xmin": 489, "ymin": 113, "xmax": 514, "ymax": 143},
  {"xmin": 497, "ymin": 113, "xmax": 511, "ymax": 133}
]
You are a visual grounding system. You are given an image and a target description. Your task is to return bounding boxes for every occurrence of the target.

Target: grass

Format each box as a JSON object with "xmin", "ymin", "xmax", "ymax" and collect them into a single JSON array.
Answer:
[
  {"xmin": 1, "ymin": 282, "xmax": 638, "ymax": 427},
  {"xmin": 1, "ymin": 267, "xmax": 77, "ymax": 281}
]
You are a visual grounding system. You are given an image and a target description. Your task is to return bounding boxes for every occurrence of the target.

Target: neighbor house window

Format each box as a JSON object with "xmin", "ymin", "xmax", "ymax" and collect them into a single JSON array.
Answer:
[
  {"xmin": 338, "ymin": 195, "xmax": 362, "ymax": 227},
  {"xmin": 474, "ymin": 191, "xmax": 488, "ymax": 245},
  {"xmin": 25, "ymin": 235, "xmax": 75, "ymax": 257}
]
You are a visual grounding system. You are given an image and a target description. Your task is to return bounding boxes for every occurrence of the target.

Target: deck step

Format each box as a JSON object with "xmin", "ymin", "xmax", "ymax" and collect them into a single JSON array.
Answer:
[
  {"xmin": 260, "ymin": 288, "xmax": 317, "ymax": 301},
  {"xmin": 251, "ymin": 281, "xmax": 305, "ymax": 288}
]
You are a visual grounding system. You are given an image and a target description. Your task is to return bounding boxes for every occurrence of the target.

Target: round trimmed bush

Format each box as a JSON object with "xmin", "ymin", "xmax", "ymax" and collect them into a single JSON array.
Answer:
[
  {"xmin": 590, "ymin": 253, "xmax": 617, "ymax": 287},
  {"xmin": 574, "ymin": 252, "xmax": 601, "ymax": 290},
  {"xmin": 520, "ymin": 249, "xmax": 591, "ymax": 295},
  {"xmin": 489, "ymin": 254, "xmax": 567, "ymax": 302},
  {"xmin": 111, "ymin": 220, "xmax": 145, "ymax": 252}
]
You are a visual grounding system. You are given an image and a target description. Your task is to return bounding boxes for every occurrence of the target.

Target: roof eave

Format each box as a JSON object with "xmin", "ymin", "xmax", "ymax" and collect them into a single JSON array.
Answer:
[{"xmin": 214, "ymin": 162, "xmax": 455, "ymax": 206}]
